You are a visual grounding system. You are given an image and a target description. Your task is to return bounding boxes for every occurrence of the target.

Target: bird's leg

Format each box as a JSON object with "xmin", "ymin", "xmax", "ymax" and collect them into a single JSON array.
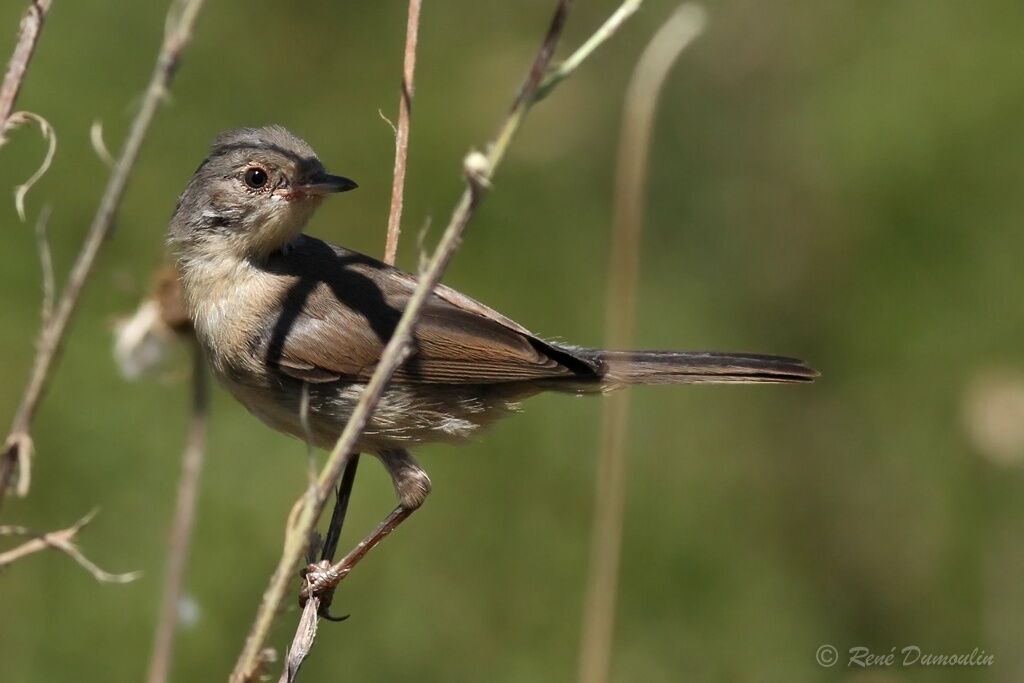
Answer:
[
  {"xmin": 319, "ymin": 454, "xmax": 361, "ymax": 564},
  {"xmin": 377, "ymin": 447, "xmax": 432, "ymax": 510},
  {"xmin": 300, "ymin": 448, "xmax": 429, "ymax": 604}
]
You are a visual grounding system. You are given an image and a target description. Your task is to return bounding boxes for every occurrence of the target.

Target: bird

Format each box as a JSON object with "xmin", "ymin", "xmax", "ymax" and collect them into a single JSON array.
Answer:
[{"xmin": 168, "ymin": 125, "xmax": 816, "ymax": 523}]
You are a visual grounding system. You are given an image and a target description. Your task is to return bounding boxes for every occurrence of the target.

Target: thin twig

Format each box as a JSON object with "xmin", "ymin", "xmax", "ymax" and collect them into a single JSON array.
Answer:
[
  {"xmin": 383, "ymin": 0, "xmax": 422, "ymax": 265},
  {"xmin": 534, "ymin": 0, "xmax": 642, "ymax": 101},
  {"xmin": 32, "ymin": 204, "xmax": 55, "ymax": 325},
  {"xmin": 576, "ymin": 7, "xmax": 706, "ymax": 683},
  {"xmin": 275, "ymin": 0, "xmax": 422, "ymax": 676},
  {"xmin": 0, "ymin": 0, "xmax": 208, "ymax": 506},
  {"xmin": 231, "ymin": 1, "xmax": 647, "ymax": 679},
  {"xmin": 314, "ymin": 0, "xmax": 420, "ymax": 620},
  {"xmin": 0, "ymin": 0, "xmax": 51, "ymax": 129},
  {"xmin": 144, "ymin": 339, "xmax": 209, "ymax": 683},
  {"xmin": 279, "ymin": 587, "xmax": 320, "ymax": 683},
  {"xmin": 0, "ymin": 510, "xmax": 141, "ymax": 583}
]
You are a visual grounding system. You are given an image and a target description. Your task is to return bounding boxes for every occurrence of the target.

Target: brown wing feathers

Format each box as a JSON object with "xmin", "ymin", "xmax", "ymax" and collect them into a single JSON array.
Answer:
[
  {"xmin": 259, "ymin": 237, "xmax": 593, "ymax": 385},
  {"xmin": 257, "ymin": 236, "xmax": 814, "ymax": 388}
]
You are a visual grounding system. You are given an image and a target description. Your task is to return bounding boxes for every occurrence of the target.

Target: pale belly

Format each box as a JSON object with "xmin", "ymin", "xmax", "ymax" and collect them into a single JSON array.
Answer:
[{"xmin": 216, "ymin": 368, "xmax": 537, "ymax": 453}]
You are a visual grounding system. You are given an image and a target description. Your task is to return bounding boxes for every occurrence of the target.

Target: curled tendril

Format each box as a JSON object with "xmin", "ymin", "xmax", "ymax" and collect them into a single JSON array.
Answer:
[{"xmin": 1, "ymin": 111, "xmax": 57, "ymax": 221}]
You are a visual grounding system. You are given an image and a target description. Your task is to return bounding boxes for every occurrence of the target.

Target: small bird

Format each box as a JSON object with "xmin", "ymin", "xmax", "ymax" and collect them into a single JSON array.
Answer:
[{"xmin": 168, "ymin": 126, "xmax": 816, "ymax": 519}]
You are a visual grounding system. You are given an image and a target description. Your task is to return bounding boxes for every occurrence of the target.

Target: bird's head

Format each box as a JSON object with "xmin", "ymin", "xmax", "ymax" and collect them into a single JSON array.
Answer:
[{"xmin": 169, "ymin": 126, "xmax": 356, "ymax": 260}]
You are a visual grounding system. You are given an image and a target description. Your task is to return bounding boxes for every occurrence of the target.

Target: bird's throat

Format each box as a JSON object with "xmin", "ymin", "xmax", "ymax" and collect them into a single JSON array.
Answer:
[{"xmin": 247, "ymin": 198, "xmax": 320, "ymax": 259}]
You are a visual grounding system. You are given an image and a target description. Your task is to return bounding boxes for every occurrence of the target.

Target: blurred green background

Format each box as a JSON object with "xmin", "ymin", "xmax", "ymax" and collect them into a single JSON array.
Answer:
[{"xmin": 2, "ymin": 1, "xmax": 1023, "ymax": 681}]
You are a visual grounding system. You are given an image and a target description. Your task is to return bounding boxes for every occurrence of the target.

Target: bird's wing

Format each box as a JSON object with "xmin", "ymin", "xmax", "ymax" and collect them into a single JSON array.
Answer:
[{"xmin": 258, "ymin": 237, "xmax": 601, "ymax": 385}]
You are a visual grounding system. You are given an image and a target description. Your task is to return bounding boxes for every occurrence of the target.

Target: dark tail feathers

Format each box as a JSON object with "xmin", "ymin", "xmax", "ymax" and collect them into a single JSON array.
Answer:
[{"xmin": 591, "ymin": 350, "xmax": 818, "ymax": 385}]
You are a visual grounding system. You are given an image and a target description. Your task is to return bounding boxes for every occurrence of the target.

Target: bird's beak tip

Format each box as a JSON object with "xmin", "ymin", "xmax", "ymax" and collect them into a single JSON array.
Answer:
[{"xmin": 302, "ymin": 172, "xmax": 358, "ymax": 195}]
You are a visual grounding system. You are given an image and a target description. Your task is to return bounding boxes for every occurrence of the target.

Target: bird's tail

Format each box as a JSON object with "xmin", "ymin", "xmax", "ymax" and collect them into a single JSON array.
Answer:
[{"xmin": 585, "ymin": 350, "xmax": 818, "ymax": 386}]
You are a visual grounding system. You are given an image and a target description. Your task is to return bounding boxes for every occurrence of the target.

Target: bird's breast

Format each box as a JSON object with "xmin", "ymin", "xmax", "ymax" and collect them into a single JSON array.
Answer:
[{"xmin": 178, "ymin": 254, "xmax": 288, "ymax": 381}]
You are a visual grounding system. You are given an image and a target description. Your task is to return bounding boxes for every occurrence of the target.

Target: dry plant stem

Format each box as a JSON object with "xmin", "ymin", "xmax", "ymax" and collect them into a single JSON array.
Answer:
[
  {"xmin": 576, "ymin": 7, "xmax": 706, "ymax": 683},
  {"xmin": 0, "ymin": 0, "xmax": 207, "ymax": 505},
  {"xmin": 145, "ymin": 341, "xmax": 209, "ymax": 683},
  {"xmin": 534, "ymin": 0, "xmax": 642, "ymax": 102},
  {"xmin": 277, "ymin": 4, "xmax": 422, "ymax": 675},
  {"xmin": 232, "ymin": 0, "xmax": 650, "ymax": 678},
  {"xmin": 0, "ymin": 0, "xmax": 51, "ymax": 129},
  {"xmin": 33, "ymin": 205, "xmax": 55, "ymax": 325},
  {"xmin": 279, "ymin": 590, "xmax": 319, "ymax": 683},
  {"xmin": 383, "ymin": 0, "xmax": 422, "ymax": 265},
  {"xmin": 307, "ymin": 0, "xmax": 422, "ymax": 615},
  {"xmin": 0, "ymin": 510, "xmax": 141, "ymax": 582},
  {"xmin": 312, "ymin": 0, "xmax": 419, "ymax": 608}
]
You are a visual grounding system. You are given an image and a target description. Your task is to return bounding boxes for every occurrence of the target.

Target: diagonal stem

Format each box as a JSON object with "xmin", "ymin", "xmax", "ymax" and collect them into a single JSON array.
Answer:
[{"xmin": 0, "ymin": 0, "xmax": 52, "ymax": 129}]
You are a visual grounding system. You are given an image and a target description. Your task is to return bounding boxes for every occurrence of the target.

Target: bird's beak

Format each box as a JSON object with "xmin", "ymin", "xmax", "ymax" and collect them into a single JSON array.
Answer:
[{"xmin": 300, "ymin": 171, "xmax": 358, "ymax": 195}]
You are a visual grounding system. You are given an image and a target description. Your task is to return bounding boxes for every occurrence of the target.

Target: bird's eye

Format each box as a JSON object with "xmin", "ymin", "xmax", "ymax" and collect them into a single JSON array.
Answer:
[{"xmin": 243, "ymin": 167, "xmax": 269, "ymax": 190}]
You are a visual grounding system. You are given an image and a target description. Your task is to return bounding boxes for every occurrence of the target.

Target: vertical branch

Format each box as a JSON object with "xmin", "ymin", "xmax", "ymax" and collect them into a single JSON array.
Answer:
[
  {"xmin": 316, "ymin": 0, "xmax": 424, "ymax": 613},
  {"xmin": 0, "ymin": 0, "xmax": 208, "ymax": 505},
  {"xmin": 145, "ymin": 339, "xmax": 209, "ymax": 683},
  {"xmin": 274, "ymin": 1, "xmax": 424, "ymax": 678},
  {"xmin": 0, "ymin": 0, "xmax": 52, "ymax": 130},
  {"xmin": 576, "ymin": 6, "xmax": 706, "ymax": 683},
  {"xmin": 321, "ymin": 0, "xmax": 423, "ymax": 560},
  {"xmin": 383, "ymin": 0, "xmax": 422, "ymax": 265}
]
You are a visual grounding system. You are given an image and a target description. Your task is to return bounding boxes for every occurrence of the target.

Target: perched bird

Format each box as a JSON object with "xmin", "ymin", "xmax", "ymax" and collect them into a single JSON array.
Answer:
[{"xmin": 168, "ymin": 126, "xmax": 816, "ymax": 518}]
